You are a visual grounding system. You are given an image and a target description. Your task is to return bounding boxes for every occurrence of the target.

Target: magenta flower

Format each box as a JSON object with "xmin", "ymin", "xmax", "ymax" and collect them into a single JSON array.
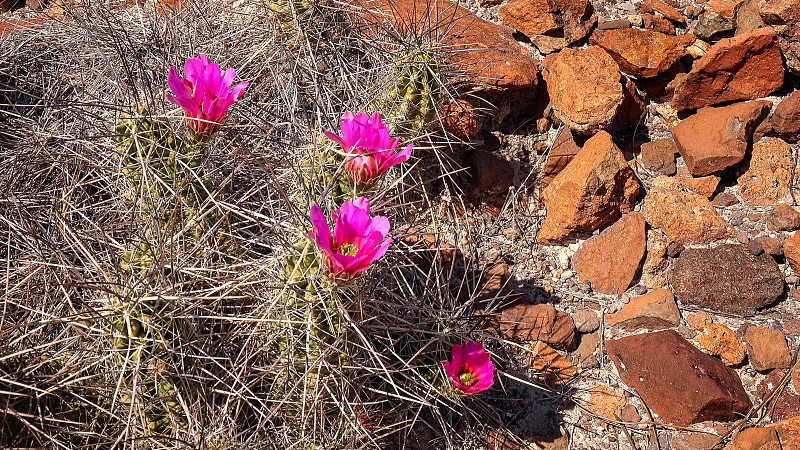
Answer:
[
  {"xmin": 167, "ymin": 54, "xmax": 249, "ymax": 137},
  {"xmin": 308, "ymin": 197, "xmax": 392, "ymax": 280},
  {"xmin": 324, "ymin": 112, "xmax": 412, "ymax": 185},
  {"xmin": 442, "ymin": 341, "xmax": 494, "ymax": 395}
]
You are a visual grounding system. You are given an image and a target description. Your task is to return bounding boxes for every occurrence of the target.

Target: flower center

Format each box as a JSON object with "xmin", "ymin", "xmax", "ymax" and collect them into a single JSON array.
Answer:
[
  {"xmin": 338, "ymin": 242, "xmax": 359, "ymax": 256},
  {"xmin": 458, "ymin": 371, "xmax": 478, "ymax": 386}
]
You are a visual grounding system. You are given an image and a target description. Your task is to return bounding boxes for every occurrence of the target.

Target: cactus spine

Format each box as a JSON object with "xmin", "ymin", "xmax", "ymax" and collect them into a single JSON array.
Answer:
[{"xmin": 387, "ymin": 49, "xmax": 444, "ymax": 140}]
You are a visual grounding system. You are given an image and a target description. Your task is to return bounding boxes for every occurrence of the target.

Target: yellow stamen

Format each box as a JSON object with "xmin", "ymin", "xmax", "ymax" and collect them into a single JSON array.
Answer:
[{"xmin": 338, "ymin": 242, "xmax": 359, "ymax": 256}]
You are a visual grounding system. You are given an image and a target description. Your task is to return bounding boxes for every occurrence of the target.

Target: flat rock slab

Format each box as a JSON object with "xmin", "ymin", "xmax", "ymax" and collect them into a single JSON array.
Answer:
[
  {"xmin": 572, "ymin": 212, "xmax": 646, "ymax": 295},
  {"xmin": 606, "ymin": 330, "xmax": 752, "ymax": 426},
  {"xmin": 670, "ymin": 244, "xmax": 785, "ymax": 316},
  {"xmin": 497, "ymin": 303, "xmax": 576, "ymax": 349},
  {"xmin": 606, "ymin": 289, "xmax": 680, "ymax": 330},
  {"xmin": 671, "ymin": 100, "xmax": 771, "ymax": 176},
  {"xmin": 672, "ymin": 27, "xmax": 783, "ymax": 110}
]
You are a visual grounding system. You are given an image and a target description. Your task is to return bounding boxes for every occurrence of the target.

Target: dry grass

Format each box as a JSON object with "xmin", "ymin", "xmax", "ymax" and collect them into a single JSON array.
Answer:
[{"xmin": 0, "ymin": 1, "xmax": 559, "ymax": 448}]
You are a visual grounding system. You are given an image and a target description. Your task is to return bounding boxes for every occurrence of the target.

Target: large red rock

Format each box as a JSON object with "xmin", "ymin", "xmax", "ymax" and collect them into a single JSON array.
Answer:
[
  {"xmin": 552, "ymin": 0, "xmax": 597, "ymax": 43},
  {"xmin": 590, "ymin": 29, "xmax": 695, "ymax": 78},
  {"xmin": 642, "ymin": 188, "xmax": 731, "ymax": 245},
  {"xmin": 499, "ymin": 0, "xmax": 561, "ymax": 38},
  {"xmin": 670, "ymin": 100, "xmax": 772, "ymax": 176},
  {"xmin": 738, "ymin": 137, "xmax": 793, "ymax": 206},
  {"xmin": 606, "ymin": 330, "xmax": 752, "ymax": 426},
  {"xmin": 744, "ymin": 325, "xmax": 792, "ymax": 371},
  {"xmin": 671, "ymin": 28, "xmax": 783, "ymax": 111},
  {"xmin": 783, "ymin": 232, "xmax": 800, "ymax": 275},
  {"xmin": 541, "ymin": 127, "xmax": 581, "ymax": 189},
  {"xmin": 694, "ymin": 0, "xmax": 744, "ymax": 39},
  {"xmin": 537, "ymin": 131, "xmax": 640, "ymax": 243},
  {"xmin": 670, "ymin": 244, "xmax": 785, "ymax": 316},
  {"xmin": 760, "ymin": 0, "xmax": 800, "ymax": 24},
  {"xmin": 544, "ymin": 47, "xmax": 624, "ymax": 134},
  {"xmin": 572, "ymin": 212, "xmax": 646, "ymax": 295},
  {"xmin": 769, "ymin": 417, "xmax": 800, "ymax": 448},
  {"xmin": 773, "ymin": 91, "xmax": 800, "ymax": 141},
  {"xmin": 606, "ymin": 289, "xmax": 681, "ymax": 330},
  {"xmin": 355, "ymin": 0, "xmax": 538, "ymax": 93}
]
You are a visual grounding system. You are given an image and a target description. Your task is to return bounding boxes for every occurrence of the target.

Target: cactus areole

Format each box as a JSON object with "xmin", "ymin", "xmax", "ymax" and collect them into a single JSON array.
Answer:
[
  {"xmin": 442, "ymin": 341, "xmax": 495, "ymax": 394},
  {"xmin": 308, "ymin": 197, "xmax": 392, "ymax": 280},
  {"xmin": 167, "ymin": 54, "xmax": 249, "ymax": 137},
  {"xmin": 324, "ymin": 111, "xmax": 412, "ymax": 185}
]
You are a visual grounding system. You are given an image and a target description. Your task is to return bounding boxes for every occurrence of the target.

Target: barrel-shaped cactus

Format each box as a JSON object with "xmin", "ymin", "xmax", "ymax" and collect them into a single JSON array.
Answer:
[{"xmin": 387, "ymin": 49, "xmax": 444, "ymax": 139}]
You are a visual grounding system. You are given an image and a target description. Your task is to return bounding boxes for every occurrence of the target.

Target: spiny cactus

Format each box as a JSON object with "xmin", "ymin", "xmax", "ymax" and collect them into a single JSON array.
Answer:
[
  {"xmin": 296, "ymin": 141, "xmax": 355, "ymax": 209},
  {"xmin": 387, "ymin": 49, "xmax": 444, "ymax": 140}
]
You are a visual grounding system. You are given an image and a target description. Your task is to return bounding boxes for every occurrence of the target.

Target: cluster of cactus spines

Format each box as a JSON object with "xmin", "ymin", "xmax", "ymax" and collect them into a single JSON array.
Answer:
[
  {"xmin": 267, "ymin": 0, "xmax": 316, "ymax": 39},
  {"xmin": 387, "ymin": 49, "xmax": 444, "ymax": 139}
]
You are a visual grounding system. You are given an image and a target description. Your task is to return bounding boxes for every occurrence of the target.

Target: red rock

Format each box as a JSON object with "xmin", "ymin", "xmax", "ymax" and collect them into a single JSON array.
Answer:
[
  {"xmin": 606, "ymin": 330, "xmax": 752, "ymax": 426},
  {"xmin": 642, "ymin": 13, "xmax": 677, "ymax": 34},
  {"xmin": 671, "ymin": 100, "xmax": 772, "ymax": 176},
  {"xmin": 758, "ymin": 370, "xmax": 800, "ymax": 422},
  {"xmin": 669, "ymin": 244, "xmax": 785, "ymax": 316},
  {"xmin": 572, "ymin": 213, "xmax": 646, "ymax": 295},
  {"xmin": 586, "ymin": 385, "xmax": 626, "ymax": 423},
  {"xmin": 499, "ymin": 0, "xmax": 561, "ymax": 38},
  {"xmin": 767, "ymin": 205, "xmax": 800, "ymax": 231},
  {"xmin": 644, "ymin": 0, "xmax": 687, "ymax": 22},
  {"xmin": 786, "ymin": 233, "xmax": 800, "ymax": 276},
  {"xmin": 590, "ymin": 29, "xmax": 695, "ymax": 78},
  {"xmin": 543, "ymin": 47, "xmax": 624, "ymax": 134},
  {"xmin": 574, "ymin": 331, "xmax": 599, "ymax": 363},
  {"xmin": 530, "ymin": 35, "xmax": 568, "ymax": 55},
  {"xmin": 724, "ymin": 427, "xmax": 780, "ymax": 450},
  {"xmin": 606, "ymin": 289, "xmax": 681, "ymax": 330},
  {"xmin": 736, "ymin": 0, "xmax": 767, "ymax": 35},
  {"xmin": 777, "ymin": 23, "xmax": 800, "ymax": 76},
  {"xmin": 676, "ymin": 167, "xmax": 721, "ymax": 198},
  {"xmin": 640, "ymin": 139, "xmax": 677, "ymax": 175},
  {"xmin": 642, "ymin": 188, "xmax": 731, "ymax": 245},
  {"xmin": 598, "ymin": 18, "xmax": 631, "ymax": 29},
  {"xmin": 760, "ymin": 0, "xmax": 800, "ymax": 24},
  {"xmin": 739, "ymin": 138, "xmax": 793, "ymax": 206},
  {"xmin": 769, "ymin": 417, "xmax": 800, "ymax": 449},
  {"xmin": 537, "ymin": 131, "xmax": 640, "ymax": 243},
  {"xmin": 541, "ymin": 127, "xmax": 581, "ymax": 189},
  {"xmin": 744, "ymin": 325, "xmax": 791, "ymax": 371},
  {"xmin": 672, "ymin": 433, "xmax": 723, "ymax": 450},
  {"xmin": 672, "ymin": 28, "xmax": 783, "ymax": 111},
  {"xmin": 693, "ymin": 322, "xmax": 747, "ymax": 365},
  {"xmin": 552, "ymin": 0, "xmax": 597, "ymax": 43},
  {"xmin": 755, "ymin": 236, "xmax": 782, "ymax": 256},
  {"xmin": 713, "ymin": 192, "xmax": 740, "ymax": 207},
  {"xmin": 641, "ymin": 229, "xmax": 670, "ymax": 289},
  {"xmin": 528, "ymin": 341, "xmax": 577, "ymax": 386},
  {"xmin": 465, "ymin": 149, "xmax": 513, "ymax": 196},
  {"xmin": 773, "ymin": 91, "xmax": 800, "ymax": 141},
  {"xmin": 441, "ymin": 100, "xmax": 476, "ymax": 141},
  {"xmin": 695, "ymin": 0, "xmax": 745, "ymax": 39},
  {"xmin": 356, "ymin": 0, "xmax": 538, "ymax": 93},
  {"xmin": 497, "ymin": 303, "xmax": 576, "ymax": 349}
]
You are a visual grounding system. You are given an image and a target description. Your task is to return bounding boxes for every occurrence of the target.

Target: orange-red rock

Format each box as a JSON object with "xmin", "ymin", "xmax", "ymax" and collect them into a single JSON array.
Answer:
[
  {"xmin": 552, "ymin": 0, "xmax": 597, "ymax": 43},
  {"xmin": 773, "ymin": 91, "xmax": 800, "ymax": 140},
  {"xmin": 769, "ymin": 417, "xmax": 800, "ymax": 449},
  {"xmin": 572, "ymin": 212, "xmax": 646, "ymax": 295},
  {"xmin": 607, "ymin": 330, "xmax": 752, "ymax": 426},
  {"xmin": 744, "ymin": 325, "xmax": 791, "ymax": 371},
  {"xmin": 676, "ymin": 167, "xmax": 721, "ymax": 198},
  {"xmin": 528, "ymin": 341, "xmax": 577, "ymax": 386},
  {"xmin": 760, "ymin": 0, "xmax": 800, "ymax": 24},
  {"xmin": 441, "ymin": 100, "xmax": 476, "ymax": 141},
  {"xmin": 356, "ymin": 0, "xmax": 538, "ymax": 93},
  {"xmin": 642, "ymin": 188, "xmax": 730, "ymax": 245},
  {"xmin": 738, "ymin": 137, "xmax": 793, "ymax": 206},
  {"xmin": 641, "ymin": 229, "xmax": 670, "ymax": 289},
  {"xmin": 644, "ymin": 0, "xmax": 686, "ymax": 22},
  {"xmin": 606, "ymin": 289, "xmax": 680, "ymax": 330},
  {"xmin": 672, "ymin": 28, "xmax": 783, "ymax": 111},
  {"xmin": 586, "ymin": 385, "xmax": 626, "ymax": 423},
  {"xmin": 695, "ymin": 0, "xmax": 745, "ymax": 39},
  {"xmin": 543, "ymin": 47, "xmax": 624, "ymax": 134},
  {"xmin": 537, "ymin": 131, "xmax": 640, "ymax": 243},
  {"xmin": 541, "ymin": 127, "xmax": 581, "ymax": 189},
  {"xmin": 642, "ymin": 13, "xmax": 677, "ymax": 34},
  {"xmin": 640, "ymin": 139, "xmax": 677, "ymax": 175},
  {"xmin": 497, "ymin": 303, "xmax": 576, "ymax": 349},
  {"xmin": 724, "ymin": 427, "xmax": 780, "ymax": 450},
  {"xmin": 671, "ymin": 100, "xmax": 771, "ymax": 176},
  {"xmin": 693, "ymin": 322, "xmax": 747, "ymax": 366},
  {"xmin": 590, "ymin": 29, "xmax": 695, "ymax": 78},
  {"xmin": 0, "ymin": 18, "xmax": 47, "ymax": 39},
  {"xmin": 499, "ymin": 0, "xmax": 560, "ymax": 38},
  {"xmin": 785, "ymin": 232, "xmax": 800, "ymax": 275}
]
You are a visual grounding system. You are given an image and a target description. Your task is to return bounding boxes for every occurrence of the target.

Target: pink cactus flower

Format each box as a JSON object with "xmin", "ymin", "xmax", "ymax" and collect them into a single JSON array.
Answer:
[
  {"xmin": 442, "ymin": 341, "xmax": 494, "ymax": 395},
  {"xmin": 308, "ymin": 197, "xmax": 392, "ymax": 280},
  {"xmin": 167, "ymin": 54, "xmax": 249, "ymax": 137},
  {"xmin": 324, "ymin": 111, "xmax": 412, "ymax": 185}
]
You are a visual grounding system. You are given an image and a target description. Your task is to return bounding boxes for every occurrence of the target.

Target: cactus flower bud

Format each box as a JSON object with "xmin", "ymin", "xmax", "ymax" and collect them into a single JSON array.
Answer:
[
  {"xmin": 442, "ymin": 341, "xmax": 494, "ymax": 394},
  {"xmin": 167, "ymin": 54, "xmax": 249, "ymax": 137},
  {"xmin": 324, "ymin": 112, "xmax": 412, "ymax": 185},
  {"xmin": 308, "ymin": 197, "xmax": 392, "ymax": 280}
]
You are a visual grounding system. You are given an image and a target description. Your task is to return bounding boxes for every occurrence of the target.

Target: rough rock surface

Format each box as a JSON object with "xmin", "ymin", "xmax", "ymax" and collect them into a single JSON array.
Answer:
[
  {"xmin": 543, "ymin": 47, "xmax": 624, "ymax": 134},
  {"xmin": 590, "ymin": 29, "xmax": 695, "ymax": 78},
  {"xmin": 773, "ymin": 90, "xmax": 800, "ymax": 140},
  {"xmin": 643, "ymin": 0, "xmax": 685, "ymax": 22},
  {"xmin": 572, "ymin": 212, "xmax": 646, "ymax": 295},
  {"xmin": 743, "ymin": 325, "xmax": 791, "ymax": 371},
  {"xmin": 675, "ymin": 167, "xmax": 721, "ymax": 198},
  {"xmin": 538, "ymin": 131, "xmax": 640, "ymax": 243},
  {"xmin": 498, "ymin": 303, "xmax": 576, "ymax": 348},
  {"xmin": 693, "ymin": 322, "xmax": 746, "ymax": 366},
  {"xmin": 724, "ymin": 427, "xmax": 780, "ymax": 450},
  {"xmin": 541, "ymin": 127, "xmax": 581, "ymax": 188},
  {"xmin": 528, "ymin": 341, "xmax": 577, "ymax": 385},
  {"xmin": 670, "ymin": 244, "xmax": 785, "ymax": 316},
  {"xmin": 671, "ymin": 100, "xmax": 772, "ymax": 176},
  {"xmin": 553, "ymin": 0, "xmax": 597, "ymax": 43},
  {"xmin": 498, "ymin": 0, "xmax": 560, "ymax": 38},
  {"xmin": 738, "ymin": 137, "xmax": 793, "ymax": 206},
  {"xmin": 606, "ymin": 289, "xmax": 681, "ymax": 330},
  {"xmin": 641, "ymin": 188, "xmax": 731, "ymax": 245},
  {"xmin": 465, "ymin": 149, "xmax": 514, "ymax": 196},
  {"xmin": 694, "ymin": 0, "xmax": 744, "ymax": 39},
  {"xmin": 759, "ymin": 0, "xmax": 800, "ymax": 24},
  {"xmin": 606, "ymin": 330, "xmax": 752, "ymax": 426},
  {"xmin": 766, "ymin": 205, "xmax": 800, "ymax": 231},
  {"xmin": 785, "ymin": 232, "xmax": 800, "ymax": 275},
  {"xmin": 671, "ymin": 28, "xmax": 783, "ymax": 110},
  {"xmin": 640, "ymin": 139, "xmax": 677, "ymax": 175}
]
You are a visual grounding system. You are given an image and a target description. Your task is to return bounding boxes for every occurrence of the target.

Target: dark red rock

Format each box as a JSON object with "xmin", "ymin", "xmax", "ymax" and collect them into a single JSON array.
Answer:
[
  {"xmin": 465, "ymin": 149, "xmax": 513, "ymax": 196},
  {"xmin": 497, "ymin": 303, "xmax": 576, "ymax": 349},
  {"xmin": 589, "ymin": 28, "xmax": 695, "ymax": 78},
  {"xmin": 552, "ymin": 0, "xmax": 597, "ymax": 43},
  {"xmin": 671, "ymin": 28, "xmax": 784, "ymax": 111},
  {"xmin": 670, "ymin": 244, "xmax": 785, "ymax": 316},
  {"xmin": 640, "ymin": 139, "xmax": 677, "ymax": 175},
  {"xmin": 642, "ymin": 13, "xmax": 677, "ymax": 34},
  {"xmin": 670, "ymin": 100, "xmax": 771, "ymax": 176},
  {"xmin": 606, "ymin": 330, "xmax": 752, "ymax": 426},
  {"xmin": 758, "ymin": 369, "xmax": 800, "ymax": 422},
  {"xmin": 773, "ymin": 91, "xmax": 800, "ymax": 141},
  {"xmin": 712, "ymin": 192, "xmax": 740, "ymax": 207}
]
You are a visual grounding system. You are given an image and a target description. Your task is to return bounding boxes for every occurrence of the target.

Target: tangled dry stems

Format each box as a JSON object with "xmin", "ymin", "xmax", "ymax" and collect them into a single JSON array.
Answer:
[{"xmin": 0, "ymin": 0, "xmax": 560, "ymax": 448}]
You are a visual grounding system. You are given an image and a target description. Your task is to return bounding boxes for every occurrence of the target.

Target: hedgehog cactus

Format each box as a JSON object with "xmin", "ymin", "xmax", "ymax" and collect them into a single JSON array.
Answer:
[
  {"xmin": 387, "ymin": 49, "xmax": 444, "ymax": 139},
  {"xmin": 267, "ymin": 0, "xmax": 315, "ymax": 37}
]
